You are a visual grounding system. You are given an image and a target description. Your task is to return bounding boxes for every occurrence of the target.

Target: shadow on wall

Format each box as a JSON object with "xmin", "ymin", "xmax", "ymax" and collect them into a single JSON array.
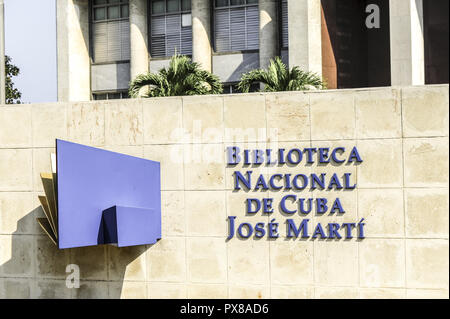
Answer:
[{"xmin": 0, "ymin": 205, "xmax": 148, "ymax": 299}]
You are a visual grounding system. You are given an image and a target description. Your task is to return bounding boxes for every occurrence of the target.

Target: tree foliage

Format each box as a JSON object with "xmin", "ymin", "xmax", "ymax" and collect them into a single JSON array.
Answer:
[
  {"xmin": 238, "ymin": 56, "xmax": 326, "ymax": 93},
  {"xmin": 5, "ymin": 55, "xmax": 22, "ymax": 104},
  {"xmin": 129, "ymin": 54, "xmax": 222, "ymax": 98}
]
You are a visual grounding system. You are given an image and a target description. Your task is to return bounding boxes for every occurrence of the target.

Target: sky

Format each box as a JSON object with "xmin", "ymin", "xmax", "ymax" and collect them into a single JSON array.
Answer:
[{"xmin": 5, "ymin": 0, "xmax": 57, "ymax": 103}]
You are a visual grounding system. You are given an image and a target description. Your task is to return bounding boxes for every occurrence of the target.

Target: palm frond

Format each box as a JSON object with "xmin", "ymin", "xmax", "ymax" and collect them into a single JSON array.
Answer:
[
  {"xmin": 128, "ymin": 73, "xmax": 165, "ymax": 98},
  {"xmin": 129, "ymin": 54, "xmax": 223, "ymax": 98},
  {"xmin": 238, "ymin": 69, "xmax": 268, "ymax": 92},
  {"xmin": 238, "ymin": 56, "xmax": 326, "ymax": 93}
]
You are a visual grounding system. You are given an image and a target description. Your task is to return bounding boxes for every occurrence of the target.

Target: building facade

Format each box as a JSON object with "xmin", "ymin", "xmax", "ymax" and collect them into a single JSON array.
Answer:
[
  {"xmin": 0, "ymin": 84, "xmax": 449, "ymax": 298},
  {"xmin": 56, "ymin": 0, "xmax": 449, "ymax": 101}
]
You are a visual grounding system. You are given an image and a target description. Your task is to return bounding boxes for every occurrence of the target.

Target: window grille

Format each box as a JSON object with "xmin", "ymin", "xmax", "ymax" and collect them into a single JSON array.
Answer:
[
  {"xmin": 214, "ymin": 0, "xmax": 259, "ymax": 52},
  {"xmin": 91, "ymin": 0, "xmax": 131, "ymax": 63},
  {"xmin": 150, "ymin": 0, "xmax": 192, "ymax": 57}
]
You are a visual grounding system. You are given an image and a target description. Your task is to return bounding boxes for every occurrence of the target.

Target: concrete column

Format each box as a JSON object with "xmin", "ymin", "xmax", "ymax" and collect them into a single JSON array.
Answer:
[
  {"xmin": 57, "ymin": 0, "xmax": 90, "ymax": 102},
  {"xmin": 288, "ymin": 0, "xmax": 322, "ymax": 75},
  {"xmin": 389, "ymin": 0, "xmax": 425, "ymax": 85},
  {"xmin": 130, "ymin": 0, "xmax": 149, "ymax": 79},
  {"xmin": 259, "ymin": 0, "xmax": 278, "ymax": 69},
  {"xmin": 192, "ymin": 0, "xmax": 212, "ymax": 71}
]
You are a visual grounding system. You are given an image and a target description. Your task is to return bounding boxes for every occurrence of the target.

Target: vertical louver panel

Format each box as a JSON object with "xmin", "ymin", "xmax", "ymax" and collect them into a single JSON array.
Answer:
[
  {"xmin": 215, "ymin": 9, "xmax": 230, "ymax": 52},
  {"xmin": 120, "ymin": 20, "xmax": 131, "ymax": 60},
  {"xmin": 281, "ymin": 0, "xmax": 288, "ymax": 48},
  {"xmin": 166, "ymin": 15, "xmax": 181, "ymax": 56},
  {"xmin": 93, "ymin": 21, "xmax": 130, "ymax": 63},
  {"xmin": 107, "ymin": 21, "xmax": 121, "ymax": 61},
  {"xmin": 214, "ymin": 4, "xmax": 259, "ymax": 52},
  {"xmin": 93, "ymin": 23, "xmax": 108, "ymax": 62},
  {"xmin": 151, "ymin": 16, "xmax": 166, "ymax": 57},
  {"xmin": 230, "ymin": 8, "xmax": 246, "ymax": 50},
  {"xmin": 181, "ymin": 26, "xmax": 193, "ymax": 55},
  {"xmin": 246, "ymin": 5, "xmax": 259, "ymax": 49}
]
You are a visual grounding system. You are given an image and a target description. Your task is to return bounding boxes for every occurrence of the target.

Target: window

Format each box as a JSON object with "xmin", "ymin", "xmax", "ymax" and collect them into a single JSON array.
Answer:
[
  {"xmin": 93, "ymin": 91, "xmax": 129, "ymax": 100},
  {"xmin": 150, "ymin": 0, "xmax": 192, "ymax": 58},
  {"xmin": 214, "ymin": 0, "xmax": 259, "ymax": 52},
  {"xmin": 91, "ymin": 0, "xmax": 130, "ymax": 63},
  {"xmin": 281, "ymin": 0, "xmax": 288, "ymax": 48}
]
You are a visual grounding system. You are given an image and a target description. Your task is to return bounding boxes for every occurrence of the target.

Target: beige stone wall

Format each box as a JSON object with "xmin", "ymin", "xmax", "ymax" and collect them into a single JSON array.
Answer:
[{"xmin": 0, "ymin": 85, "xmax": 448, "ymax": 299}]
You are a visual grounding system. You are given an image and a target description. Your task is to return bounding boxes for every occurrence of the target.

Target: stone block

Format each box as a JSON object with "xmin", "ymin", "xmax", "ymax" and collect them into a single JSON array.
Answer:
[
  {"xmin": 105, "ymin": 100, "xmax": 143, "ymax": 146},
  {"xmin": 183, "ymin": 95, "xmax": 224, "ymax": 143},
  {"xmin": 0, "ymin": 235, "xmax": 34, "ymax": 277},
  {"xmin": 405, "ymin": 188, "xmax": 449, "ymax": 238},
  {"xmin": 187, "ymin": 237, "xmax": 227, "ymax": 283},
  {"xmin": 355, "ymin": 88, "xmax": 401, "ymax": 139},
  {"xmin": 224, "ymin": 94, "xmax": 266, "ymax": 143},
  {"xmin": 161, "ymin": 191, "xmax": 185, "ymax": 236},
  {"xmin": 358, "ymin": 189, "xmax": 404, "ymax": 237},
  {"xmin": 314, "ymin": 241, "xmax": 358, "ymax": 286},
  {"xmin": 0, "ymin": 192, "xmax": 34, "ymax": 234},
  {"xmin": 357, "ymin": 139, "xmax": 403, "ymax": 188},
  {"xmin": 36, "ymin": 235, "xmax": 70, "ymax": 279},
  {"xmin": 144, "ymin": 144, "xmax": 184, "ymax": 190},
  {"xmin": 108, "ymin": 245, "xmax": 147, "ymax": 281},
  {"xmin": 227, "ymin": 239, "xmax": 269, "ymax": 285},
  {"xmin": 359, "ymin": 239, "xmax": 405, "ymax": 288},
  {"xmin": 0, "ymin": 278, "xmax": 32, "ymax": 299},
  {"xmin": 0, "ymin": 149, "xmax": 32, "ymax": 191},
  {"xmin": 0, "ymin": 106, "xmax": 32, "ymax": 148},
  {"xmin": 270, "ymin": 241, "xmax": 313, "ymax": 285},
  {"xmin": 185, "ymin": 191, "xmax": 226, "ymax": 237},
  {"xmin": 184, "ymin": 144, "xmax": 225, "ymax": 190},
  {"xmin": 403, "ymin": 138, "xmax": 449, "ymax": 187},
  {"xmin": 406, "ymin": 239, "xmax": 449, "ymax": 289},
  {"xmin": 32, "ymin": 148, "xmax": 54, "ymax": 192},
  {"xmin": 402, "ymin": 86, "xmax": 449, "ymax": 137},
  {"xmin": 310, "ymin": 91, "xmax": 355, "ymax": 140},
  {"xmin": 143, "ymin": 97, "xmax": 183, "ymax": 144},
  {"xmin": 67, "ymin": 102, "xmax": 105, "ymax": 146},
  {"xmin": 147, "ymin": 237, "xmax": 186, "ymax": 282},
  {"xmin": 32, "ymin": 103, "xmax": 67, "ymax": 147},
  {"xmin": 266, "ymin": 92, "xmax": 310, "ymax": 142},
  {"xmin": 71, "ymin": 245, "xmax": 107, "ymax": 281}
]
